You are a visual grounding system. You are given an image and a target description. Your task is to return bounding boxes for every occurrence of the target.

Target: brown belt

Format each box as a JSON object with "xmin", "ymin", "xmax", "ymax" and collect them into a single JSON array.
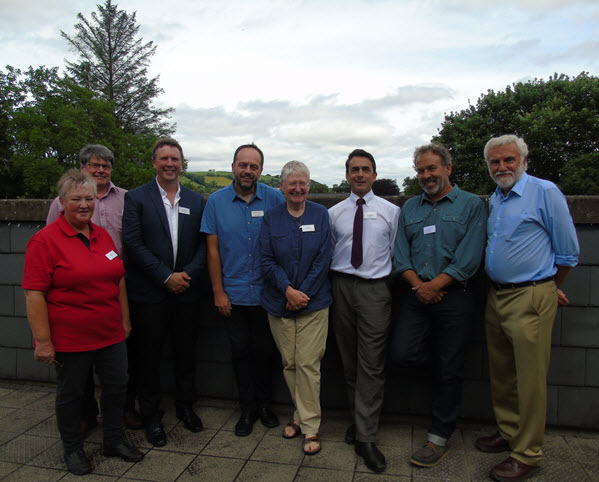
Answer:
[{"xmin": 490, "ymin": 276, "xmax": 554, "ymax": 291}]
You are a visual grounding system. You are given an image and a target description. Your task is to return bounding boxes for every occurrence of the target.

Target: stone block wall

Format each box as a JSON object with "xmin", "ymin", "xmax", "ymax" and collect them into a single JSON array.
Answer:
[{"xmin": 1, "ymin": 196, "xmax": 598, "ymax": 429}]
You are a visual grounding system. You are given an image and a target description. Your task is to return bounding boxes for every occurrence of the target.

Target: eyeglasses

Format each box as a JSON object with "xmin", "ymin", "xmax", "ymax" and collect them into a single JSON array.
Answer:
[
  {"xmin": 86, "ymin": 162, "xmax": 112, "ymax": 171},
  {"xmin": 285, "ymin": 181, "xmax": 310, "ymax": 188}
]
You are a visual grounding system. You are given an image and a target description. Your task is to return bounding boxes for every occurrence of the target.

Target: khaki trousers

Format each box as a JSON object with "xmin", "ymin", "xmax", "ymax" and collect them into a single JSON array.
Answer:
[
  {"xmin": 268, "ymin": 307, "xmax": 329, "ymax": 434},
  {"xmin": 485, "ymin": 280, "xmax": 558, "ymax": 467}
]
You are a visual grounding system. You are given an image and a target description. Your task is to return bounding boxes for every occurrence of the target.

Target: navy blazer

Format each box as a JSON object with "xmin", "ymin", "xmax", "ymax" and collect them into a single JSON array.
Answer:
[{"xmin": 123, "ymin": 179, "xmax": 206, "ymax": 303}]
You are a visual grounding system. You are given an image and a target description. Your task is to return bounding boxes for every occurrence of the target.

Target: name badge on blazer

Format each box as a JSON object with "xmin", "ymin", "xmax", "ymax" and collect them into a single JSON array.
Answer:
[{"xmin": 179, "ymin": 206, "xmax": 190, "ymax": 215}]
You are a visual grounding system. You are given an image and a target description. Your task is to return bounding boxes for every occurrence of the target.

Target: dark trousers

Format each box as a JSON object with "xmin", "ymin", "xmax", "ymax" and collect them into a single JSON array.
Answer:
[
  {"xmin": 130, "ymin": 299, "xmax": 200, "ymax": 423},
  {"xmin": 330, "ymin": 272, "xmax": 392, "ymax": 442},
  {"xmin": 80, "ymin": 335, "xmax": 137, "ymax": 419},
  {"xmin": 390, "ymin": 285, "xmax": 475, "ymax": 441},
  {"xmin": 222, "ymin": 305, "xmax": 277, "ymax": 411},
  {"xmin": 55, "ymin": 341, "xmax": 127, "ymax": 452}
]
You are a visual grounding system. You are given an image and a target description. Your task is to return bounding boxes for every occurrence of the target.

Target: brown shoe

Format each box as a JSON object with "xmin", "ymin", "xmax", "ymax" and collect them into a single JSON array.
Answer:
[
  {"xmin": 491, "ymin": 457, "xmax": 539, "ymax": 481},
  {"xmin": 476, "ymin": 431, "xmax": 509, "ymax": 453},
  {"xmin": 124, "ymin": 409, "xmax": 144, "ymax": 430}
]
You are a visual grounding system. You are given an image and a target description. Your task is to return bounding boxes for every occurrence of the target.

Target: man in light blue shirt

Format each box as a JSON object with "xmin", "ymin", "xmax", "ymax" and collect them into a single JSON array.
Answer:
[
  {"xmin": 476, "ymin": 135, "xmax": 579, "ymax": 482},
  {"xmin": 201, "ymin": 143, "xmax": 284, "ymax": 436}
]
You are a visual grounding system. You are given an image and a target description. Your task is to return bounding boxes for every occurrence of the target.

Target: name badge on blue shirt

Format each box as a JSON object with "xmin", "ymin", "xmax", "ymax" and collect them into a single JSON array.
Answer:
[
  {"xmin": 179, "ymin": 206, "xmax": 190, "ymax": 215},
  {"xmin": 301, "ymin": 224, "xmax": 315, "ymax": 232},
  {"xmin": 251, "ymin": 210, "xmax": 264, "ymax": 217},
  {"xmin": 423, "ymin": 225, "xmax": 436, "ymax": 235}
]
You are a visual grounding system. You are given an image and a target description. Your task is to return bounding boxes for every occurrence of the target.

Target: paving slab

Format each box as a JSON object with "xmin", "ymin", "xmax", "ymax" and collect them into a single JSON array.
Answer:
[{"xmin": 177, "ymin": 454, "xmax": 245, "ymax": 481}]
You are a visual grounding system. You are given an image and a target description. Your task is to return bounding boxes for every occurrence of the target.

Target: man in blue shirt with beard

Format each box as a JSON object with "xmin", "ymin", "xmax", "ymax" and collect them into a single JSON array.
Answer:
[{"xmin": 476, "ymin": 135, "xmax": 579, "ymax": 482}]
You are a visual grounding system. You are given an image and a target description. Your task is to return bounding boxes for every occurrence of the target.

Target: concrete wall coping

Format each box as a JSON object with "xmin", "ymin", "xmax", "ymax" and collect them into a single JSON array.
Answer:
[{"xmin": 2, "ymin": 195, "xmax": 599, "ymax": 223}]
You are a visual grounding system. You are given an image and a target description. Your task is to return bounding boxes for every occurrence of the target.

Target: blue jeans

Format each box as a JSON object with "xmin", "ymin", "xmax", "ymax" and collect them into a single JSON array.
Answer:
[{"xmin": 390, "ymin": 284, "xmax": 475, "ymax": 442}]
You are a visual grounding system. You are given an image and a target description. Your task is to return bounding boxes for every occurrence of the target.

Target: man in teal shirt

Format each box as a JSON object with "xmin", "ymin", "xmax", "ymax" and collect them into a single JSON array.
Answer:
[{"xmin": 392, "ymin": 143, "xmax": 487, "ymax": 468}]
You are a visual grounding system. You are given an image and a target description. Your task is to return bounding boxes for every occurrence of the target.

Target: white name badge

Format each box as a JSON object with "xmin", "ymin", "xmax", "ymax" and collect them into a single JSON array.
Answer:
[
  {"xmin": 301, "ymin": 224, "xmax": 315, "ymax": 232},
  {"xmin": 364, "ymin": 212, "xmax": 377, "ymax": 220},
  {"xmin": 423, "ymin": 225, "xmax": 436, "ymax": 235},
  {"xmin": 105, "ymin": 250, "xmax": 118, "ymax": 260},
  {"xmin": 179, "ymin": 206, "xmax": 190, "ymax": 215},
  {"xmin": 251, "ymin": 210, "xmax": 264, "ymax": 217}
]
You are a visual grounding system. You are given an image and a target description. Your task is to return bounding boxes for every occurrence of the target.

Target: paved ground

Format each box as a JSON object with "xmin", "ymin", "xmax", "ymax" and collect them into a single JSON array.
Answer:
[{"xmin": 0, "ymin": 379, "xmax": 597, "ymax": 481}]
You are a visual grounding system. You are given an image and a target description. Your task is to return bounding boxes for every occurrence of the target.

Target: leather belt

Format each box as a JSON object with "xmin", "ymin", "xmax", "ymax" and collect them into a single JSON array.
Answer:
[{"xmin": 490, "ymin": 276, "xmax": 554, "ymax": 291}]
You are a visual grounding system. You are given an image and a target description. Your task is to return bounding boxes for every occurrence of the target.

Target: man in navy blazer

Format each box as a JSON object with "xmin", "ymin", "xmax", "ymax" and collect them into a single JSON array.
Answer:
[{"xmin": 123, "ymin": 138, "xmax": 206, "ymax": 447}]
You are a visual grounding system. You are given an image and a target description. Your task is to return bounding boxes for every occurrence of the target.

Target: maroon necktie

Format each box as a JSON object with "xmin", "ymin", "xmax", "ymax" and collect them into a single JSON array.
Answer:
[{"xmin": 351, "ymin": 198, "xmax": 365, "ymax": 269}]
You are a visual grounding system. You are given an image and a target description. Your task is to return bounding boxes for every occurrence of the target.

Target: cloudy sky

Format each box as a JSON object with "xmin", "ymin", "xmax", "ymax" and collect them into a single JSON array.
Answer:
[{"xmin": 2, "ymin": 0, "xmax": 598, "ymax": 187}]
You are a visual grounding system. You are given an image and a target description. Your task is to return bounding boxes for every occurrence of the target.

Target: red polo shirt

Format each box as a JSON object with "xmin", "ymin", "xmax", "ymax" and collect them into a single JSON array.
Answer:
[{"xmin": 22, "ymin": 214, "xmax": 126, "ymax": 352}]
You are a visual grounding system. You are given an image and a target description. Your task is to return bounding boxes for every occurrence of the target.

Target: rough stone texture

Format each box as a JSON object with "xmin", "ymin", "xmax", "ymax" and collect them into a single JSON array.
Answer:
[
  {"xmin": 562, "ymin": 308, "xmax": 599, "ymax": 348},
  {"xmin": 548, "ymin": 347, "xmax": 586, "ymax": 386},
  {"xmin": 1, "ymin": 196, "xmax": 599, "ymax": 430}
]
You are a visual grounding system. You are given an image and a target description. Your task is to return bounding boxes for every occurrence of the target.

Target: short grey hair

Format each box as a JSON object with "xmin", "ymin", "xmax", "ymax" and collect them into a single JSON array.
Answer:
[
  {"xmin": 79, "ymin": 144, "xmax": 115, "ymax": 166},
  {"xmin": 57, "ymin": 169, "xmax": 97, "ymax": 200},
  {"xmin": 413, "ymin": 143, "xmax": 452, "ymax": 167},
  {"xmin": 484, "ymin": 135, "xmax": 529, "ymax": 162},
  {"xmin": 280, "ymin": 161, "xmax": 310, "ymax": 183}
]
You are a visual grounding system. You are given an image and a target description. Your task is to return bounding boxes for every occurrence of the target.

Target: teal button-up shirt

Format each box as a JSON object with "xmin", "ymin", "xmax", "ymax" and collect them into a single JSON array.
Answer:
[{"xmin": 393, "ymin": 185, "xmax": 487, "ymax": 284}]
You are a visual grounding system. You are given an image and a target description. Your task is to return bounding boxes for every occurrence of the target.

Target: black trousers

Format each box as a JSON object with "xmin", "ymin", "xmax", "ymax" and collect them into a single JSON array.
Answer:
[
  {"xmin": 55, "ymin": 341, "xmax": 127, "ymax": 452},
  {"xmin": 130, "ymin": 299, "xmax": 200, "ymax": 423},
  {"xmin": 390, "ymin": 284, "xmax": 475, "ymax": 441},
  {"xmin": 222, "ymin": 305, "xmax": 277, "ymax": 411},
  {"xmin": 80, "ymin": 336, "xmax": 137, "ymax": 419}
]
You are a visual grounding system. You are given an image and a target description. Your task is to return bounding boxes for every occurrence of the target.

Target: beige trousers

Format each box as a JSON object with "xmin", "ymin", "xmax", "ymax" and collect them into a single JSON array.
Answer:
[
  {"xmin": 268, "ymin": 307, "xmax": 329, "ymax": 435},
  {"xmin": 485, "ymin": 280, "xmax": 558, "ymax": 467}
]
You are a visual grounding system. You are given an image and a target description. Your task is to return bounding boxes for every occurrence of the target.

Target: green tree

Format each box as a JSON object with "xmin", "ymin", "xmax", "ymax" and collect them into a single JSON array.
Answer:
[
  {"xmin": 404, "ymin": 72, "xmax": 599, "ymax": 194},
  {"xmin": 61, "ymin": 0, "xmax": 173, "ymax": 135},
  {"xmin": 402, "ymin": 176, "xmax": 421, "ymax": 196},
  {"xmin": 0, "ymin": 65, "xmax": 156, "ymax": 198},
  {"xmin": 372, "ymin": 178, "xmax": 400, "ymax": 196},
  {"xmin": 332, "ymin": 180, "xmax": 351, "ymax": 193}
]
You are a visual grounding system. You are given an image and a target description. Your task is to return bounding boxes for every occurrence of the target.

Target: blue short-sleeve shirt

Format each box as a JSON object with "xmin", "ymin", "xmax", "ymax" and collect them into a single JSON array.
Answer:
[{"xmin": 201, "ymin": 182, "xmax": 285, "ymax": 305}]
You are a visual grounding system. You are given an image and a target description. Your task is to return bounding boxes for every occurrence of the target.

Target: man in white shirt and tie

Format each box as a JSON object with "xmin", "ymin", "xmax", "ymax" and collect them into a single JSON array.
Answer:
[{"xmin": 328, "ymin": 149, "xmax": 400, "ymax": 473}]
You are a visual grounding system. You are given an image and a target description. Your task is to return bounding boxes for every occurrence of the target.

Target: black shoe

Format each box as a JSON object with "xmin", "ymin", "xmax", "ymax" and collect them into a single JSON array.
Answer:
[
  {"xmin": 235, "ymin": 409, "xmax": 259, "ymax": 437},
  {"xmin": 345, "ymin": 424, "xmax": 356, "ymax": 444},
  {"xmin": 64, "ymin": 448, "xmax": 92, "ymax": 475},
  {"xmin": 355, "ymin": 441, "xmax": 386, "ymax": 473},
  {"xmin": 258, "ymin": 407, "xmax": 279, "ymax": 428},
  {"xmin": 103, "ymin": 441, "xmax": 145, "ymax": 462},
  {"xmin": 145, "ymin": 422, "xmax": 167, "ymax": 447},
  {"xmin": 176, "ymin": 407, "xmax": 203, "ymax": 432}
]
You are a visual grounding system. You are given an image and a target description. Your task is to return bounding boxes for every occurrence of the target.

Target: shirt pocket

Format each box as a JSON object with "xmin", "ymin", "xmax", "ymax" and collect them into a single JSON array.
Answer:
[
  {"xmin": 404, "ymin": 216, "xmax": 425, "ymax": 245},
  {"xmin": 441, "ymin": 213, "xmax": 468, "ymax": 247}
]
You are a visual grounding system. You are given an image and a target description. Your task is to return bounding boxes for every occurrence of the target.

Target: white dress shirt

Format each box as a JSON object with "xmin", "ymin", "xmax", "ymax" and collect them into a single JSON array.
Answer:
[
  {"xmin": 156, "ymin": 178, "xmax": 181, "ymax": 269},
  {"xmin": 329, "ymin": 190, "xmax": 400, "ymax": 280}
]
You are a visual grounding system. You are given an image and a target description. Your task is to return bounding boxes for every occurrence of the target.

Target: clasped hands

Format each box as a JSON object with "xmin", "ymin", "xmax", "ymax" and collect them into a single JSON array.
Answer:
[
  {"xmin": 166, "ymin": 271, "xmax": 191, "ymax": 294},
  {"xmin": 286, "ymin": 286, "xmax": 310, "ymax": 311}
]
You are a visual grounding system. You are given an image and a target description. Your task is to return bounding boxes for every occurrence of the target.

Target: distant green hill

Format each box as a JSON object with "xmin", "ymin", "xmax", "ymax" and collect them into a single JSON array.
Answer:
[{"xmin": 182, "ymin": 171, "xmax": 329, "ymax": 194}]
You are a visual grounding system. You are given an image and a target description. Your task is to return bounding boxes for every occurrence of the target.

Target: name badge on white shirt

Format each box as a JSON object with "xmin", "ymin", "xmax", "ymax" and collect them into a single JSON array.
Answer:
[
  {"xmin": 105, "ymin": 250, "xmax": 118, "ymax": 260},
  {"xmin": 178, "ymin": 206, "xmax": 190, "ymax": 215},
  {"xmin": 423, "ymin": 225, "xmax": 436, "ymax": 235},
  {"xmin": 301, "ymin": 224, "xmax": 315, "ymax": 232},
  {"xmin": 364, "ymin": 212, "xmax": 377, "ymax": 220},
  {"xmin": 251, "ymin": 210, "xmax": 264, "ymax": 217}
]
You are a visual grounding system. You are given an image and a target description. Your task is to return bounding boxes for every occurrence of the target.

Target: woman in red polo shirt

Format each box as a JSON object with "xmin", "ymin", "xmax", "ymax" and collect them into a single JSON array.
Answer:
[{"xmin": 22, "ymin": 169, "xmax": 143, "ymax": 475}]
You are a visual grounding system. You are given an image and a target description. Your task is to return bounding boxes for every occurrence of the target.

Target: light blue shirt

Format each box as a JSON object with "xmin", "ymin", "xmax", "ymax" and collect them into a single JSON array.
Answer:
[
  {"xmin": 485, "ymin": 173, "xmax": 579, "ymax": 284},
  {"xmin": 201, "ymin": 182, "xmax": 285, "ymax": 305}
]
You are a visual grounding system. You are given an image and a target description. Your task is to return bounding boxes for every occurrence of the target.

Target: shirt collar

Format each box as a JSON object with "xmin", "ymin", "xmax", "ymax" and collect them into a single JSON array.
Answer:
[
  {"xmin": 349, "ymin": 189, "xmax": 375, "ymax": 205},
  {"xmin": 419, "ymin": 184, "xmax": 459, "ymax": 205},
  {"xmin": 57, "ymin": 212, "xmax": 96, "ymax": 239},
  {"xmin": 155, "ymin": 177, "xmax": 181, "ymax": 204},
  {"xmin": 494, "ymin": 172, "xmax": 529, "ymax": 200},
  {"xmin": 229, "ymin": 181, "xmax": 264, "ymax": 203},
  {"xmin": 97, "ymin": 181, "xmax": 117, "ymax": 200}
]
